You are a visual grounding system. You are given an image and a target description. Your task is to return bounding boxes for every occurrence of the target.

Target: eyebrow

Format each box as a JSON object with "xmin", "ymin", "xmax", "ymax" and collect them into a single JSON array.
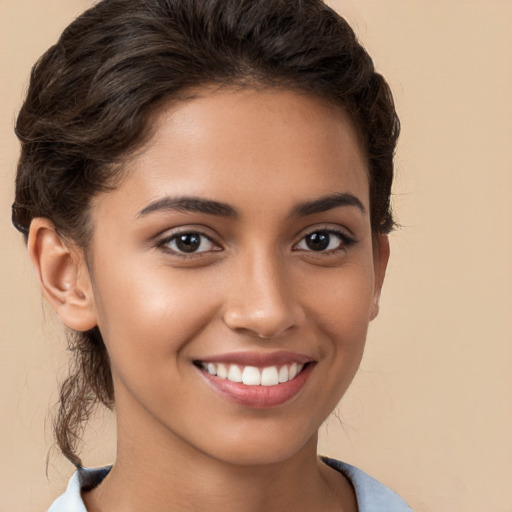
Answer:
[
  {"xmin": 137, "ymin": 192, "xmax": 365, "ymax": 219},
  {"xmin": 137, "ymin": 196, "xmax": 237, "ymax": 218},
  {"xmin": 290, "ymin": 192, "xmax": 366, "ymax": 217}
]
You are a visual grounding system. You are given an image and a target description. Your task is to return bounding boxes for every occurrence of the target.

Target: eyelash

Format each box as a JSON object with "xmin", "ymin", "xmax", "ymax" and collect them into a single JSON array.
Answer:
[
  {"xmin": 293, "ymin": 228, "xmax": 356, "ymax": 254},
  {"xmin": 156, "ymin": 227, "xmax": 356, "ymax": 257},
  {"xmin": 157, "ymin": 230, "xmax": 220, "ymax": 257}
]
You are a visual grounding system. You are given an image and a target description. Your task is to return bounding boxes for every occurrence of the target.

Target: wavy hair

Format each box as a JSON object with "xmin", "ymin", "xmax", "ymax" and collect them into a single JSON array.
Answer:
[{"xmin": 13, "ymin": 0, "xmax": 400, "ymax": 467}]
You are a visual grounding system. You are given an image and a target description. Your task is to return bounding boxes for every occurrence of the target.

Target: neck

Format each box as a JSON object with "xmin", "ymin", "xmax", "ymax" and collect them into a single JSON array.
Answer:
[{"xmin": 82, "ymin": 395, "xmax": 356, "ymax": 512}]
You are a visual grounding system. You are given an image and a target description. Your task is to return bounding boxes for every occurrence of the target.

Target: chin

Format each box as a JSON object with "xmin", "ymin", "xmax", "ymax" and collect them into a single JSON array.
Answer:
[{"xmin": 191, "ymin": 421, "xmax": 319, "ymax": 468}]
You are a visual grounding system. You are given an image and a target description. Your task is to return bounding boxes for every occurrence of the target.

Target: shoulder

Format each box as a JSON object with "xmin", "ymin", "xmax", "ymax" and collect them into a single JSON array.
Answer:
[
  {"xmin": 47, "ymin": 466, "xmax": 111, "ymax": 512},
  {"xmin": 322, "ymin": 457, "xmax": 414, "ymax": 512}
]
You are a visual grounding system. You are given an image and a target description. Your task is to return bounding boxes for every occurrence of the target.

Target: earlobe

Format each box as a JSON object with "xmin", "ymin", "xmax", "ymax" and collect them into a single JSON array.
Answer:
[
  {"xmin": 369, "ymin": 234, "xmax": 390, "ymax": 321},
  {"xmin": 28, "ymin": 218, "xmax": 97, "ymax": 332}
]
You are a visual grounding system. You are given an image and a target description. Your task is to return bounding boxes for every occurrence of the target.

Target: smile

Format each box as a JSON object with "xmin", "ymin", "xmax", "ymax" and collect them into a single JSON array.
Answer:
[
  {"xmin": 199, "ymin": 362, "xmax": 305, "ymax": 386},
  {"xmin": 194, "ymin": 352, "xmax": 315, "ymax": 408}
]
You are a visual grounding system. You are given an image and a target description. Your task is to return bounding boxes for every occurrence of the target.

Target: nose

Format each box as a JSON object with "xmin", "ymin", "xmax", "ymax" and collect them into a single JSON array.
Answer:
[{"xmin": 222, "ymin": 253, "xmax": 305, "ymax": 339}]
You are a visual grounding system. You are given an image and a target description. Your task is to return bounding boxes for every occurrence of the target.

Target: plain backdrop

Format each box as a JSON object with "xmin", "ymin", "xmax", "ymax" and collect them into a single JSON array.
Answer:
[{"xmin": 1, "ymin": 1, "xmax": 511, "ymax": 511}]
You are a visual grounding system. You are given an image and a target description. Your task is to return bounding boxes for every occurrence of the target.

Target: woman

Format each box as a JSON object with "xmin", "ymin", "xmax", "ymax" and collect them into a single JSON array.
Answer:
[{"xmin": 12, "ymin": 0, "xmax": 409, "ymax": 510}]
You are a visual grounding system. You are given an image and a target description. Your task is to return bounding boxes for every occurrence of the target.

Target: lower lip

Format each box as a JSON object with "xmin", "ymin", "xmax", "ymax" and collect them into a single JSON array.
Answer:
[{"xmin": 198, "ymin": 363, "xmax": 314, "ymax": 408}]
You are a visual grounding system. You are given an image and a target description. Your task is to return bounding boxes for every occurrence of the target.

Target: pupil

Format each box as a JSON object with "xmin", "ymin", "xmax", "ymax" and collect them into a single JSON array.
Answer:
[
  {"xmin": 306, "ymin": 232, "xmax": 329, "ymax": 251},
  {"xmin": 176, "ymin": 233, "xmax": 201, "ymax": 252}
]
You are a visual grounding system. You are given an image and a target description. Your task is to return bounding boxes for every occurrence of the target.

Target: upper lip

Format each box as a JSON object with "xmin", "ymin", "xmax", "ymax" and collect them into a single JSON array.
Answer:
[{"xmin": 195, "ymin": 350, "xmax": 314, "ymax": 367}]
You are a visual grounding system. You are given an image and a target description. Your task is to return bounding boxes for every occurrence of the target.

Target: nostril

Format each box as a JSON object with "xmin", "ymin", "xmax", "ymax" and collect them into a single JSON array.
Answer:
[{"xmin": 222, "ymin": 305, "xmax": 304, "ymax": 340}]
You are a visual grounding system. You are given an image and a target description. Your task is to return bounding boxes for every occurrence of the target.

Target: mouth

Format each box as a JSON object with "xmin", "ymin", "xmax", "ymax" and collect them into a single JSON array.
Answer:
[
  {"xmin": 193, "ymin": 352, "xmax": 315, "ymax": 408},
  {"xmin": 195, "ymin": 361, "xmax": 308, "ymax": 386}
]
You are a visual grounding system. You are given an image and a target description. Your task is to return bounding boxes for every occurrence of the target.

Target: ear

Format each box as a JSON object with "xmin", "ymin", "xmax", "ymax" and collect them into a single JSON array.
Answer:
[
  {"xmin": 28, "ymin": 218, "xmax": 97, "ymax": 332},
  {"xmin": 369, "ymin": 234, "xmax": 390, "ymax": 321}
]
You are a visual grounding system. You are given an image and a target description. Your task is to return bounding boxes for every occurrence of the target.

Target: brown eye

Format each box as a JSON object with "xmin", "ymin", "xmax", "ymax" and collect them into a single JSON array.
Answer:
[
  {"xmin": 295, "ymin": 230, "xmax": 355, "ymax": 253},
  {"xmin": 304, "ymin": 232, "xmax": 330, "ymax": 251},
  {"xmin": 163, "ymin": 232, "xmax": 218, "ymax": 254}
]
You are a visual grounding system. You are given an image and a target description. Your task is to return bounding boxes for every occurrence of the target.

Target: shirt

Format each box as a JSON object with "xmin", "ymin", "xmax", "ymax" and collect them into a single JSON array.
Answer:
[{"xmin": 48, "ymin": 457, "xmax": 413, "ymax": 511}]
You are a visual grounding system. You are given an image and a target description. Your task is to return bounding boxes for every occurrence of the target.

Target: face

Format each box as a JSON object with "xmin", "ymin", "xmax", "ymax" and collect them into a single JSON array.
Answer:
[{"xmin": 85, "ymin": 88, "xmax": 388, "ymax": 466}]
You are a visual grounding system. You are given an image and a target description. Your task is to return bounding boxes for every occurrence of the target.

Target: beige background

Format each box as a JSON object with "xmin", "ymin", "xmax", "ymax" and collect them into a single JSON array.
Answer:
[{"xmin": 1, "ymin": 1, "xmax": 511, "ymax": 511}]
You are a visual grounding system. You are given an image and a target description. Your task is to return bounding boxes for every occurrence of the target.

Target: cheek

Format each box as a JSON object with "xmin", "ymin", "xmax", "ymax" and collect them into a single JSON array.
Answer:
[
  {"xmin": 91, "ymin": 261, "xmax": 222, "ymax": 375},
  {"xmin": 301, "ymin": 260, "xmax": 376, "ymax": 345}
]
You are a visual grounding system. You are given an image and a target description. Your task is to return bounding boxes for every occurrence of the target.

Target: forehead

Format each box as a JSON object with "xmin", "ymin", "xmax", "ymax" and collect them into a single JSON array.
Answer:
[{"xmin": 92, "ymin": 88, "xmax": 369, "ymax": 220}]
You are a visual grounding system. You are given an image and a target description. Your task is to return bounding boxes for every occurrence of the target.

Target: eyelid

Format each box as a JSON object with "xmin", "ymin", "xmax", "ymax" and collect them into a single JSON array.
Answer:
[
  {"xmin": 296, "ymin": 220, "xmax": 356, "ymax": 238},
  {"xmin": 293, "ymin": 225, "xmax": 357, "ymax": 252},
  {"xmin": 156, "ymin": 227, "xmax": 223, "ymax": 256}
]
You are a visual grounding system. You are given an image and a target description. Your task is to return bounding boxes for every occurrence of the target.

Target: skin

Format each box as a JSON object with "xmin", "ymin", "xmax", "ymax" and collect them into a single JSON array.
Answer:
[{"xmin": 29, "ymin": 88, "xmax": 389, "ymax": 512}]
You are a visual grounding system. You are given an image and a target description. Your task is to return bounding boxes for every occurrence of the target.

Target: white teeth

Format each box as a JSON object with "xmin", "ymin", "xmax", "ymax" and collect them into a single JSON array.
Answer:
[
  {"xmin": 261, "ymin": 366, "xmax": 279, "ymax": 386},
  {"xmin": 216, "ymin": 363, "xmax": 228, "ymax": 379},
  {"xmin": 201, "ymin": 361, "xmax": 307, "ymax": 386},
  {"xmin": 242, "ymin": 366, "xmax": 261, "ymax": 385},
  {"xmin": 227, "ymin": 364, "xmax": 243, "ymax": 382}
]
